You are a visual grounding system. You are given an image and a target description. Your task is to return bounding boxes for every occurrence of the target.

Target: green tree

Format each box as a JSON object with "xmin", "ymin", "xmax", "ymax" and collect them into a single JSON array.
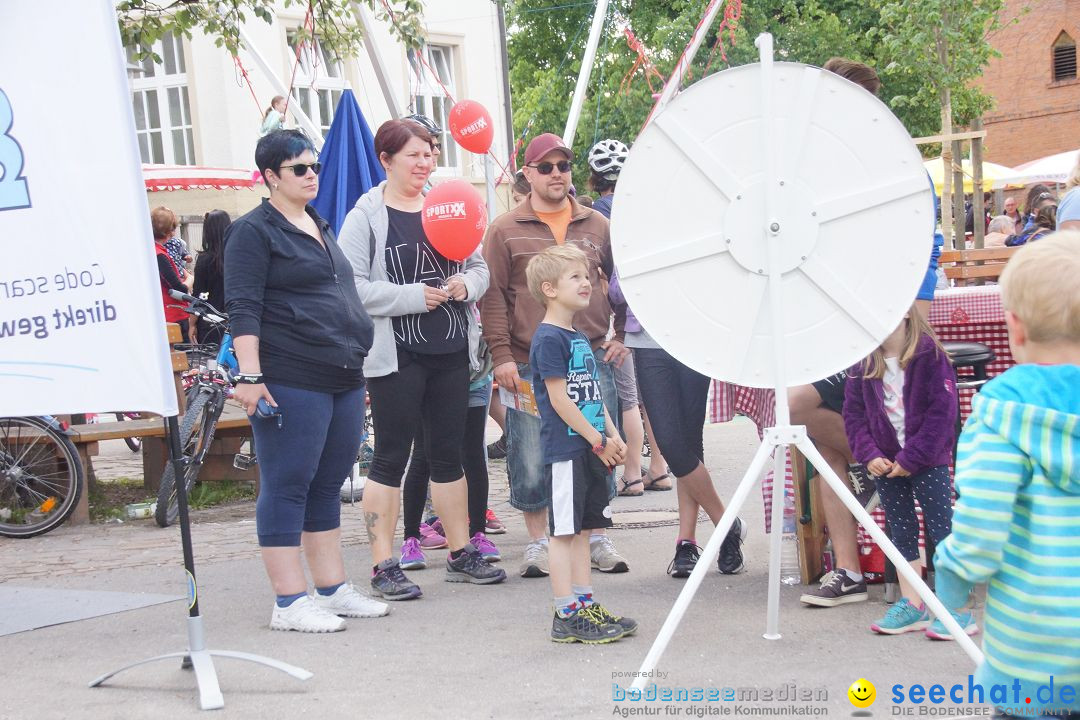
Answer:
[
  {"xmin": 117, "ymin": 0, "xmax": 425, "ymax": 61},
  {"xmin": 865, "ymin": 0, "xmax": 1005, "ymax": 245}
]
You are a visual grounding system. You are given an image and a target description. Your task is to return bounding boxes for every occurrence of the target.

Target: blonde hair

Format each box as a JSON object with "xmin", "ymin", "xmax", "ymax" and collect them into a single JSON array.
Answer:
[
  {"xmin": 525, "ymin": 245, "xmax": 588, "ymax": 306},
  {"xmin": 1000, "ymin": 230, "xmax": 1080, "ymax": 343},
  {"xmin": 860, "ymin": 304, "xmax": 946, "ymax": 380},
  {"xmin": 1066, "ymin": 152, "xmax": 1080, "ymax": 191},
  {"xmin": 150, "ymin": 206, "xmax": 178, "ymax": 240}
]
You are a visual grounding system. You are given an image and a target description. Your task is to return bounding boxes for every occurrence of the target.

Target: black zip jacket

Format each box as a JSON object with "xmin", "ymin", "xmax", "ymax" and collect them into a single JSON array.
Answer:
[{"xmin": 225, "ymin": 199, "xmax": 374, "ymax": 392}]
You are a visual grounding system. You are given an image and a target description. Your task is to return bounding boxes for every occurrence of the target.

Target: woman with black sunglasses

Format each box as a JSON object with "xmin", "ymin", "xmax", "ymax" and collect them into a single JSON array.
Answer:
[{"xmin": 225, "ymin": 129, "xmax": 388, "ymax": 633}]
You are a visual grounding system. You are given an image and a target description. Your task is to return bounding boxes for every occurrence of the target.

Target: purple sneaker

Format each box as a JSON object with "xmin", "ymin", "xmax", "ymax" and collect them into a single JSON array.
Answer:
[
  {"xmin": 418, "ymin": 522, "xmax": 448, "ymax": 549},
  {"xmin": 400, "ymin": 537, "xmax": 426, "ymax": 570},
  {"xmin": 429, "ymin": 518, "xmax": 446, "ymax": 538},
  {"xmin": 470, "ymin": 532, "xmax": 501, "ymax": 562}
]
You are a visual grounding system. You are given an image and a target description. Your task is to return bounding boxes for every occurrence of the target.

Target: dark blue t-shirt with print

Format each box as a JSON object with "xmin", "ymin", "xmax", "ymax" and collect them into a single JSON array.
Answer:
[{"xmin": 529, "ymin": 323, "xmax": 606, "ymax": 464}]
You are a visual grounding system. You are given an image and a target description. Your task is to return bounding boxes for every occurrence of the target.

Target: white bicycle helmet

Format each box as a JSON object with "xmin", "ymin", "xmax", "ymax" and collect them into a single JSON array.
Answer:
[{"xmin": 588, "ymin": 139, "xmax": 629, "ymax": 178}]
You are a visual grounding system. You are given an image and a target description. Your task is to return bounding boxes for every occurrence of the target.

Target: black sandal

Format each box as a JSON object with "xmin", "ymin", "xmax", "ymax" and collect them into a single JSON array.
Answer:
[
  {"xmin": 617, "ymin": 474, "xmax": 645, "ymax": 497},
  {"xmin": 643, "ymin": 472, "xmax": 673, "ymax": 491}
]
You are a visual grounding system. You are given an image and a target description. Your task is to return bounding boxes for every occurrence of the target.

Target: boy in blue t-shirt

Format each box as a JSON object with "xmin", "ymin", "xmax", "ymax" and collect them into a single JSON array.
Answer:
[{"xmin": 525, "ymin": 245, "xmax": 637, "ymax": 644}]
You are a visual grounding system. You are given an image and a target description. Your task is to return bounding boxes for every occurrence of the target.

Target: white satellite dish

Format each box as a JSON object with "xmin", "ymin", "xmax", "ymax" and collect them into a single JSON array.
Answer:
[
  {"xmin": 611, "ymin": 60, "xmax": 933, "ymax": 388},
  {"xmin": 622, "ymin": 36, "xmax": 983, "ymax": 691}
]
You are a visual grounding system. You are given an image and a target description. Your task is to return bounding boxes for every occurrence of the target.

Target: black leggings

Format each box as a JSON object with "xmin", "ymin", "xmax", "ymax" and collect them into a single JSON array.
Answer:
[
  {"xmin": 403, "ymin": 403, "xmax": 489, "ymax": 539},
  {"xmin": 366, "ymin": 349, "xmax": 469, "ymax": 488}
]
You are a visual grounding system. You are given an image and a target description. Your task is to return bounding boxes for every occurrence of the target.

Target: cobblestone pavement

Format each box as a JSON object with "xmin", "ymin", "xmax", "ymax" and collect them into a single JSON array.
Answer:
[{"xmin": 0, "ymin": 438, "xmax": 514, "ymax": 582}]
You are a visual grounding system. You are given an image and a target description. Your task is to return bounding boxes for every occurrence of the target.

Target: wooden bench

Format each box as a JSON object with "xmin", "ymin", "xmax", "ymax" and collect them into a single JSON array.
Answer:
[
  {"xmin": 790, "ymin": 446, "xmax": 828, "ymax": 584},
  {"xmin": 63, "ymin": 323, "xmax": 256, "ymax": 524},
  {"xmin": 939, "ymin": 246, "xmax": 1019, "ymax": 286}
]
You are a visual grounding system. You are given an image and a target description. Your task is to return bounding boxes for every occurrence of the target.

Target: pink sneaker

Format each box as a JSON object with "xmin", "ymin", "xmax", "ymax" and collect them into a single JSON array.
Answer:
[
  {"xmin": 419, "ymin": 522, "xmax": 448, "ymax": 549},
  {"xmin": 470, "ymin": 532, "xmax": 501, "ymax": 562}
]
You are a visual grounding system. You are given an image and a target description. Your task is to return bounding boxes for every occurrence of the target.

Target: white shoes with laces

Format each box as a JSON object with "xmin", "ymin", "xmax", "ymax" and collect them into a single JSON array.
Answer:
[
  {"xmin": 270, "ymin": 596, "xmax": 345, "ymax": 633},
  {"xmin": 313, "ymin": 582, "xmax": 390, "ymax": 618}
]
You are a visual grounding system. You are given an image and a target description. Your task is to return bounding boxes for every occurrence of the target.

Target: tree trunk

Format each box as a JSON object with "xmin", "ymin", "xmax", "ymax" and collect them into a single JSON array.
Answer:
[{"xmin": 936, "ymin": 26, "xmax": 955, "ymax": 250}]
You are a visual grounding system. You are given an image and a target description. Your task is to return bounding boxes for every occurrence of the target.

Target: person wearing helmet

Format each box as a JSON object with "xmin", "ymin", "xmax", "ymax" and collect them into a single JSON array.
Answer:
[
  {"xmin": 586, "ymin": 139, "xmax": 672, "ymax": 500},
  {"xmin": 405, "ymin": 113, "xmax": 443, "ymax": 160}
]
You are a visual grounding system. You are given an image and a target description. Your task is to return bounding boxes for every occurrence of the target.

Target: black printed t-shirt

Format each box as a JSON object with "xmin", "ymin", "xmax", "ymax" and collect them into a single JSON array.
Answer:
[{"xmin": 384, "ymin": 207, "xmax": 468, "ymax": 355}]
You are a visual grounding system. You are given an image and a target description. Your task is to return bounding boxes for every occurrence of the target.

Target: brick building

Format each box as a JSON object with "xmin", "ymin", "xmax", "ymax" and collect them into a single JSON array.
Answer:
[{"xmin": 977, "ymin": 0, "xmax": 1080, "ymax": 168}]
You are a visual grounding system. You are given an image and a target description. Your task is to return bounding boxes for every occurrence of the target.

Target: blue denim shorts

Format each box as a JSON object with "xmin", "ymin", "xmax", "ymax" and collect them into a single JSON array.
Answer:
[
  {"xmin": 469, "ymin": 376, "xmax": 493, "ymax": 409},
  {"xmin": 506, "ymin": 359, "xmax": 619, "ymax": 511}
]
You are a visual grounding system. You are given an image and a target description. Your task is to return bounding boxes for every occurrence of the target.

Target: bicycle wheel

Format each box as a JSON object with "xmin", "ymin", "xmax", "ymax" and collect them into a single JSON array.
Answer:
[
  {"xmin": 115, "ymin": 412, "xmax": 142, "ymax": 452},
  {"xmin": 0, "ymin": 417, "xmax": 83, "ymax": 538},
  {"xmin": 155, "ymin": 387, "xmax": 222, "ymax": 527}
]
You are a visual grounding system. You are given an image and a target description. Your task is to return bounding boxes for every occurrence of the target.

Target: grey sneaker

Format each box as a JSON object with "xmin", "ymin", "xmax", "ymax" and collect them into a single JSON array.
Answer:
[
  {"xmin": 590, "ymin": 535, "xmax": 629, "ymax": 573},
  {"xmin": 551, "ymin": 609, "xmax": 623, "ymax": 644},
  {"xmin": 848, "ymin": 464, "xmax": 880, "ymax": 513},
  {"xmin": 717, "ymin": 517, "xmax": 747, "ymax": 574},
  {"xmin": 446, "ymin": 545, "xmax": 507, "ymax": 585},
  {"xmin": 370, "ymin": 559, "xmax": 422, "ymax": 601},
  {"xmin": 520, "ymin": 540, "xmax": 550, "ymax": 578},
  {"xmin": 800, "ymin": 570, "xmax": 868, "ymax": 607},
  {"xmin": 587, "ymin": 603, "xmax": 638, "ymax": 636}
]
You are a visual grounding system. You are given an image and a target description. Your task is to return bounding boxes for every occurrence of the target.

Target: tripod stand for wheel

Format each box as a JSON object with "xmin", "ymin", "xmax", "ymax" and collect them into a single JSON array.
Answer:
[
  {"xmin": 89, "ymin": 414, "xmax": 311, "ymax": 710},
  {"xmin": 609, "ymin": 35, "xmax": 985, "ymax": 691}
]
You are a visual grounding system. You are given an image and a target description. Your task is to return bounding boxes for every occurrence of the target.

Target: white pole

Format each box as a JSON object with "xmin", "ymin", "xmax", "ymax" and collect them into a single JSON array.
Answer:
[
  {"xmin": 648, "ymin": 0, "xmax": 726, "ymax": 122},
  {"xmin": 562, "ymin": 0, "xmax": 610, "ymax": 148},
  {"xmin": 238, "ymin": 27, "xmax": 324, "ymax": 148},
  {"xmin": 484, "ymin": 155, "xmax": 497, "ymax": 222}
]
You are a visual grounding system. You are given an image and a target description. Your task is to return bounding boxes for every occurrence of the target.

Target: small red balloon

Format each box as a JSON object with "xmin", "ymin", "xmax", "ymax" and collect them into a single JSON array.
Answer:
[
  {"xmin": 448, "ymin": 100, "xmax": 494, "ymax": 154},
  {"xmin": 421, "ymin": 180, "xmax": 488, "ymax": 262}
]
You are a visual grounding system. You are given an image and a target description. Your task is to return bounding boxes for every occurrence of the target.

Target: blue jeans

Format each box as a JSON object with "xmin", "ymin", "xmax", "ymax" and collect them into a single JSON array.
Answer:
[
  {"xmin": 252, "ymin": 382, "xmax": 366, "ymax": 546},
  {"xmin": 506, "ymin": 359, "xmax": 619, "ymax": 511}
]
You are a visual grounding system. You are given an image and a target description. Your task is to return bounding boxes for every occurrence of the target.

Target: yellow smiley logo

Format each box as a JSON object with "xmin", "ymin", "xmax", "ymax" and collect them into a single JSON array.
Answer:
[{"xmin": 848, "ymin": 678, "xmax": 876, "ymax": 708}]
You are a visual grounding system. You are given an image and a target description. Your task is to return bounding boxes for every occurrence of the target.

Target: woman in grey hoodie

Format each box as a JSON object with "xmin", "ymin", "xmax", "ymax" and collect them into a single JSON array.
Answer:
[{"xmin": 338, "ymin": 119, "xmax": 504, "ymax": 600}]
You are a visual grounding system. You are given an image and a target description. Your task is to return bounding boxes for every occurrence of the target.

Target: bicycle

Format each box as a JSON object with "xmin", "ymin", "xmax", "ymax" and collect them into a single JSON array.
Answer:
[
  {"xmin": 0, "ymin": 415, "xmax": 84, "ymax": 538},
  {"xmin": 155, "ymin": 290, "xmax": 242, "ymax": 528}
]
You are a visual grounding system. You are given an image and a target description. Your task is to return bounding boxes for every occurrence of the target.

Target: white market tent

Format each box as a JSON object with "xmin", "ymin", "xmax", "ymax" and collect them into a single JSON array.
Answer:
[{"xmin": 993, "ymin": 149, "xmax": 1078, "ymax": 188}]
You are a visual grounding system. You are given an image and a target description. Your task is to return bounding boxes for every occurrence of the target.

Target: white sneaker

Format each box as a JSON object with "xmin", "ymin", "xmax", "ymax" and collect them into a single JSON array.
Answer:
[
  {"xmin": 519, "ymin": 540, "xmax": 550, "ymax": 578},
  {"xmin": 313, "ymin": 582, "xmax": 389, "ymax": 618},
  {"xmin": 270, "ymin": 595, "xmax": 346, "ymax": 633},
  {"xmin": 340, "ymin": 474, "xmax": 365, "ymax": 502},
  {"xmin": 590, "ymin": 535, "xmax": 630, "ymax": 573}
]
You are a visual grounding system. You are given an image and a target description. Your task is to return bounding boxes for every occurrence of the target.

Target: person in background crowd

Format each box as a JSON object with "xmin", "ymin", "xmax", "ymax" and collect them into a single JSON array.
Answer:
[
  {"xmin": 1056, "ymin": 153, "xmax": 1080, "ymax": 231},
  {"xmin": 193, "ymin": 209, "xmax": 231, "ymax": 345},
  {"xmin": 225, "ymin": 129, "xmax": 388, "ymax": 633},
  {"xmin": 1020, "ymin": 185, "xmax": 1055, "ymax": 233},
  {"xmin": 1007, "ymin": 204, "xmax": 1057, "ymax": 246},
  {"xmin": 151, "ymin": 205, "xmax": 194, "ymax": 342},
  {"xmin": 339, "ymin": 119, "xmax": 505, "ymax": 600},
  {"xmin": 481, "ymin": 132, "xmax": 631, "ymax": 579},
  {"xmin": 983, "ymin": 215, "xmax": 1014, "ymax": 249},
  {"xmin": 260, "ymin": 96, "xmax": 287, "ymax": 137},
  {"xmin": 511, "ymin": 171, "xmax": 531, "ymax": 207},
  {"xmin": 587, "ymin": 138, "xmax": 672, "ymax": 495},
  {"xmin": 1002, "ymin": 195, "xmax": 1023, "ymax": 235}
]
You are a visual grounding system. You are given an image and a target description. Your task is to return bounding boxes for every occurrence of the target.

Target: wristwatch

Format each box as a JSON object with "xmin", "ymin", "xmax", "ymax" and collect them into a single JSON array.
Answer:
[
  {"xmin": 235, "ymin": 373, "xmax": 264, "ymax": 385},
  {"xmin": 591, "ymin": 436, "xmax": 607, "ymax": 455}
]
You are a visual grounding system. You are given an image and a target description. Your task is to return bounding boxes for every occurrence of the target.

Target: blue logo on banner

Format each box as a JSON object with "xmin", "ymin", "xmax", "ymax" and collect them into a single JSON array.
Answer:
[{"xmin": 0, "ymin": 88, "xmax": 31, "ymax": 212}]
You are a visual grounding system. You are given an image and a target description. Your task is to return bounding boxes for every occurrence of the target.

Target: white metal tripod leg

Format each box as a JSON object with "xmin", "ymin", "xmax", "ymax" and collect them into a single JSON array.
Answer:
[
  {"xmin": 763, "ymin": 442, "xmax": 788, "ymax": 639},
  {"xmin": 630, "ymin": 440, "xmax": 776, "ymax": 692},
  {"xmin": 795, "ymin": 438, "xmax": 985, "ymax": 665},
  {"xmin": 188, "ymin": 650, "xmax": 224, "ymax": 710},
  {"xmin": 208, "ymin": 651, "xmax": 314, "ymax": 681}
]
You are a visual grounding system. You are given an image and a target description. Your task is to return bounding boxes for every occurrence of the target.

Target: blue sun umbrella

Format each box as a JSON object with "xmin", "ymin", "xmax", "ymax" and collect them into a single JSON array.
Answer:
[{"xmin": 312, "ymin": 89, "xmax": 385, "ymax": 235}]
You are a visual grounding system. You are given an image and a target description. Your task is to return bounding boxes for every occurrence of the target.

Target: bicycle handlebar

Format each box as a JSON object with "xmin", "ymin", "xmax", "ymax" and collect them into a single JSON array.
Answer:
[{"xmin": 167, "ymin": 290, "xmax": 227, "ymax": 325}]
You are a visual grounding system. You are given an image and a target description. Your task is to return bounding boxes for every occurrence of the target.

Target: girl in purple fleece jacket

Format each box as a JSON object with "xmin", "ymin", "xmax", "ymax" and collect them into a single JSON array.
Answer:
[{"xmin": 843, "ymin": 305, "xmax": 958, "ymax": 635}]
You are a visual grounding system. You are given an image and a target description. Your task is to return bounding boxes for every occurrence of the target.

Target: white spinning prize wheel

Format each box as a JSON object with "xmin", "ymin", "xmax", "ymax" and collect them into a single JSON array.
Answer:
[{"xmin": 611, "ymin": 62, "xmax": 934, "ymax": 388}]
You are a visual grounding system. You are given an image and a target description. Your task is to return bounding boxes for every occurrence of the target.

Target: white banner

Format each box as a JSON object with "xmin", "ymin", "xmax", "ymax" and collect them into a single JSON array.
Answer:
[{"xmin": 0, "ymin": 0, "xmax": 178, "ymax": 416}]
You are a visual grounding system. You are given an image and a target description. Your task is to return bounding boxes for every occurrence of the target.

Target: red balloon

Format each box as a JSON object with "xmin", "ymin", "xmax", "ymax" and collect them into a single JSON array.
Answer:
[
  {"xmin": 421, "ymin": 180, "xmax": 488, "ymax": 262},
  {"xmin": 448, "ymin": 100, "xmax": 494, "ymax": 154}
]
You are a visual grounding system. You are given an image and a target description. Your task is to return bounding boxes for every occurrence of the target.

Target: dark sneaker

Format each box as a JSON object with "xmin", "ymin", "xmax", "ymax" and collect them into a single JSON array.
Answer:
[
  {"xmin": 371, "ymin": 559, "xmax": 422, "ymax": 601},
  {"xmin": 585, "ymin": 603, "xmax": 638, "ymax": 636},
  {"xmin": 800, "ymin": 569, "xmax": 868, "ymax": 607},
  {"xmin": 487, "ymin": 435, "xmax": 508, "ymax": 460},
  {"xmin": 446, "ymin": 545, "xmax": 507, "ymax": 585},
  {"xmin": 666, "ymin": 540, "xmax": 701, "ymax": 578},
  {"xmin": 551, "ymin": 610, "xmax": 623, "ymax": 644},
  {"xmin": 847, "ymin": 464, "xmax": 880, "ymax": 512},
  {"xmin": 717, "ymin": 517, "xmax": 747, "ymax": 574}
]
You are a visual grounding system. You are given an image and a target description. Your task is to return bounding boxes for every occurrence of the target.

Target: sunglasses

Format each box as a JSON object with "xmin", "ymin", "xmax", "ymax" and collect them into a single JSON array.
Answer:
[
  {"xmin": 527, "ymin": 160, "xmax": 571, "ymax": 175},
  {"xmin": 279, "ymin": 162, "xmax": 322, "ymax": 177}
]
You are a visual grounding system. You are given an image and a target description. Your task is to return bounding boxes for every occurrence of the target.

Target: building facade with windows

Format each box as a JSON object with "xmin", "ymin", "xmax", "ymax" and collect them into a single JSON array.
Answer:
[
  {"xmin": 978, "ymin": 0, "xmax": 1080, "ymax": 168},
  {"xmin": 133, "ymin": 0, "xmax": 513, "ymax": 220}
]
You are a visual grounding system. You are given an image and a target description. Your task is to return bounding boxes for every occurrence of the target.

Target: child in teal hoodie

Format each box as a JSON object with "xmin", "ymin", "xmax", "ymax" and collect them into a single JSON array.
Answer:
[{"xmin": 934, "ymin": 231, "xmax": 1080, "ymax": 717}]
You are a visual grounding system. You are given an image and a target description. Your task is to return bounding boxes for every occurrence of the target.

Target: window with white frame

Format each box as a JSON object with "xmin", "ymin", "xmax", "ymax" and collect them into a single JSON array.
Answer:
[
  {"xmin": 286, "ymin": 33, "xmax": 346, "ymax": 137},
  {"xmin": 127, "ymin": 33, "xmax": 195, "ymax": 165},
  {"xmin": 410, "ymin": 44, "xmax": 459, "ymax": 172}
]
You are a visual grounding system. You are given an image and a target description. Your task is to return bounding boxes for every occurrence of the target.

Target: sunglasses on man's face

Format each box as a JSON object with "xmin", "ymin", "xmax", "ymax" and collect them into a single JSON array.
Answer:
[
  {"xmin": 527, "ymin": 160, "xmax": 571, "ymax": 175},
  {"xmin": 279, "ymin": 161, "xmax": 322, "ymax": 177}
]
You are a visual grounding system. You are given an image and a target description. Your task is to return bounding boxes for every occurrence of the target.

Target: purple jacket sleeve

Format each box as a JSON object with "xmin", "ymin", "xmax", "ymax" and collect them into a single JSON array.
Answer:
[
  {"xmin": 843, "ymin": 365, "xmax": 885, "ymax": 465},
  {"xmin": 895, "ymin": 350, "xmax": 958, "ymax": 473}
]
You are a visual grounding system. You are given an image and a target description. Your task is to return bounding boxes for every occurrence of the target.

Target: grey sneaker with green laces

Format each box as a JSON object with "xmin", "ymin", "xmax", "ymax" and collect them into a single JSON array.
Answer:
[
  {"xmin": 585, "ymin": 603, "xmax": 638, "ymax": 636},
  {"xmin": 551, "ymin": 609, "xmax": 623, "ymax": 644}
]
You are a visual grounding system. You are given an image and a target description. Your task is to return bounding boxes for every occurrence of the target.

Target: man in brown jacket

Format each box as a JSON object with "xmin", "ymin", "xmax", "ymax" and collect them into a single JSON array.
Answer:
[{"xmin": 481, "ymin": 132, "xmax": 631, "ymax": 578}]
